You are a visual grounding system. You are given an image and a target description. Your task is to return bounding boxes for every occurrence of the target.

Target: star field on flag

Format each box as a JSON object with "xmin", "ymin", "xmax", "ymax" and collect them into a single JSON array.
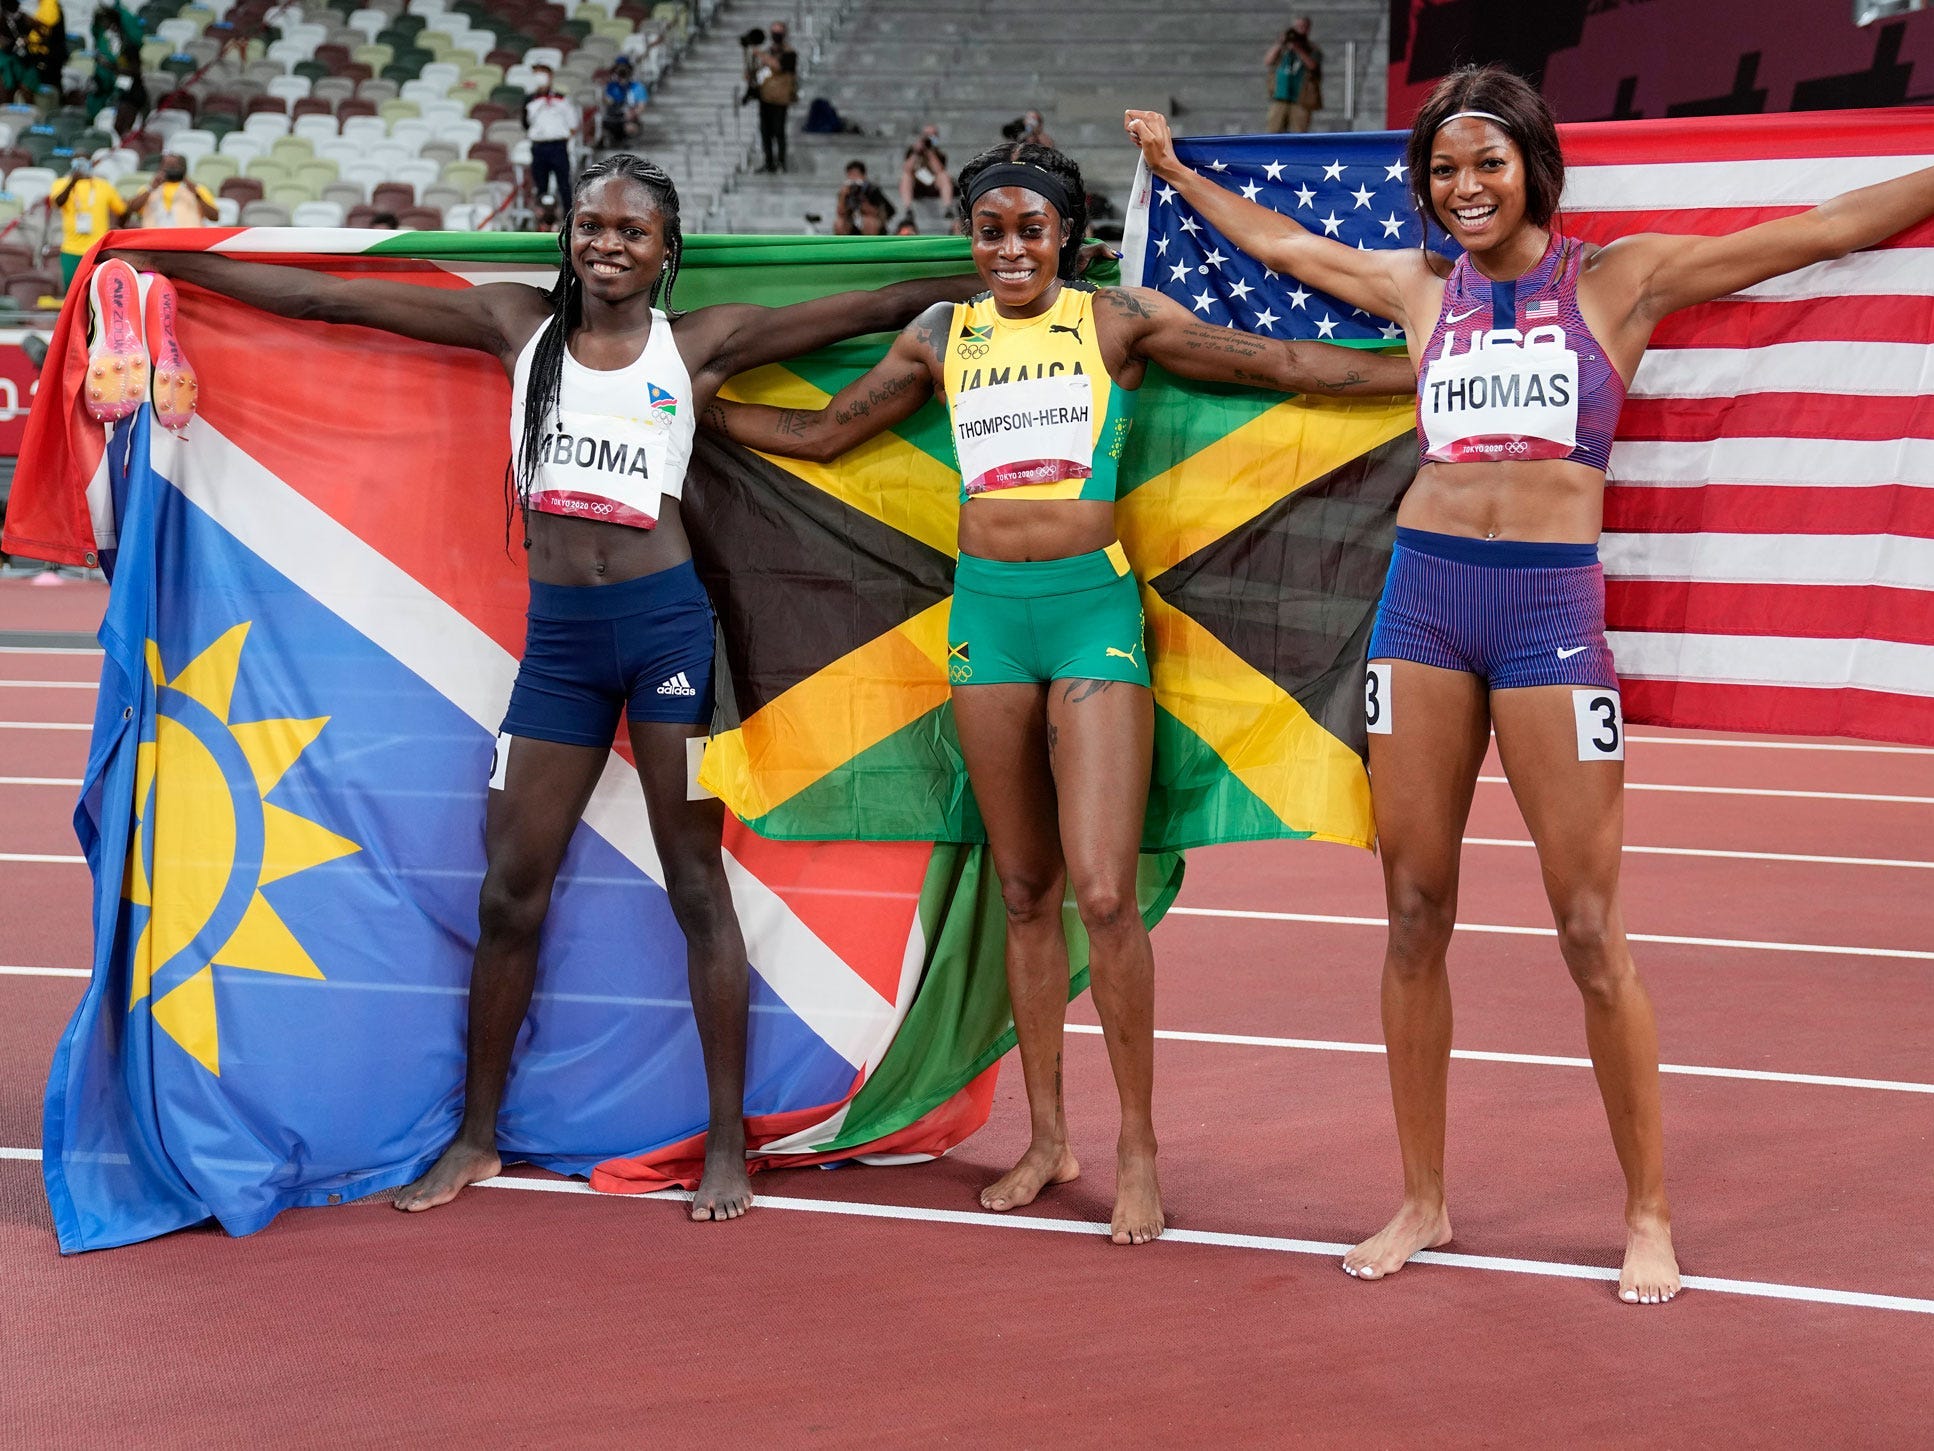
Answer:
[{"xmin": 1137, "ymin": 130, "xmax": 1457, "ymax": 343}]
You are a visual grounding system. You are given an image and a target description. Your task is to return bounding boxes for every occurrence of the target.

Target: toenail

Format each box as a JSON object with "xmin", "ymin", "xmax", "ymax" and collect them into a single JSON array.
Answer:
[{"xmin": 1621, "ymin": 1289, "xmax": 1639, "ymax": 1302}]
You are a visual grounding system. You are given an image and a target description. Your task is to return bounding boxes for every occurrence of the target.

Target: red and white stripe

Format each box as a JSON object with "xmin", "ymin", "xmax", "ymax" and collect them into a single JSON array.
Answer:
[{"xmin": 1557, "ymin": 108, "xmax": 1934, "ymax": 744}]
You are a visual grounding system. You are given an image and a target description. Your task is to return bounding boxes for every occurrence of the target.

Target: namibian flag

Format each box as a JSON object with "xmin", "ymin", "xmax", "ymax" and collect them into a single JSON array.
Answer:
[{"xmin": 9, "ymin": 230, "xmax": 1183, "ymax": 1252}]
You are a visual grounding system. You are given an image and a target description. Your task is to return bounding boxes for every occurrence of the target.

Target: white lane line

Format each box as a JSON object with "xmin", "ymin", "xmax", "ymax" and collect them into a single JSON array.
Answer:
[
  {"xmin": 1627, "ymin": 735, "xmax": 1934, "ymax": 757},
  {"xmin": 0, "ymin": 961, "xmax": 1923, "ymax": 1095},
  {"xmin": 3, "ymin": 819, "xmax": 1915, "ymax": 872},
  {"xmin": 0, "ymin": 646, "xmax": 101, "ymax": 656},
  {"xmin": 1170, "ymin": 907, "xmax": 1934, "ymax": 962},
  {"xmin": 0, "ymin": 777, "xmax": 83, "ymax": 786},
  {"xmin": 0, "ymin": 853, "xmax": 84, "ymax": 864},
  {"xmin": 1482, "ymin": 776, "xmax": 1933, "ymax": 806},
  {"xmin": 0, "ymin": 721, "xmax": 90, "ymax": 731},
  {"xmin": 1060, "ymin": 1024, "xmax": 1934, "ymax": 1094},
  {"xmin": 467, "ymin": 1173, "xmax": 1934, "ymax": 1316},
  {"xmin": 1, "ymin": 1146, "xmax": 43, "ymax": 1160},
  {"xmin": 1465, "ymin": 837, "xmax": 1934, "ymax": 871},
  {"xmin": 0, "ymin": 680, "xmax": 95, "ymax": 689}
]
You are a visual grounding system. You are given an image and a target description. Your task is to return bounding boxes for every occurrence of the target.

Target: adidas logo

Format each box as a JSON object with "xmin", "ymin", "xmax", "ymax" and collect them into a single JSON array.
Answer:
[{"xmin": 656, "ymin": 671, "xmax": 697, "ymax": 696}]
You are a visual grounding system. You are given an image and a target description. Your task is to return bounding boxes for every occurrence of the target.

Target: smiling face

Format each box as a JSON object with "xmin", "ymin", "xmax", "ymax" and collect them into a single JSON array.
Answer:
[
  {"xmin": 569, "ymin": 175, "xmax": 670, "ymax": 304},
  {"xmin": 1428, "ymin": 116, "xmax": 1531, "ymax": 255},
  {"xmin": 969, "ymin": 186, "xmax": 1068, "ymax": 312}
]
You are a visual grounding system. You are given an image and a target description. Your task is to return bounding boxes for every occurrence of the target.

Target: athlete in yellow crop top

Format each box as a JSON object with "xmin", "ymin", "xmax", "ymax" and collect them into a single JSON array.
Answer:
[{"xmin": 709, "ymin": 142, "xmax": 1414, "ymax": 1247}]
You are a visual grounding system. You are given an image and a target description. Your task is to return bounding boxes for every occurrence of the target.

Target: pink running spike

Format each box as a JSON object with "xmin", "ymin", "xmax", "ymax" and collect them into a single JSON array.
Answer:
[
  {"xmin": 143, "ymin": 274, "xmax": 198, "ymax": 433},
  {"xmin": 83, "ymin": 259, "xmax": 149, "ymax": 423}
]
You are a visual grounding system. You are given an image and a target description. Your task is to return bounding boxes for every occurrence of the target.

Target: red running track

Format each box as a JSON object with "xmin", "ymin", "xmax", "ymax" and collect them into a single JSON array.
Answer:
[{"xmin": 3, "ymin": 578, "xmax": 1933, "ymax": 1448}]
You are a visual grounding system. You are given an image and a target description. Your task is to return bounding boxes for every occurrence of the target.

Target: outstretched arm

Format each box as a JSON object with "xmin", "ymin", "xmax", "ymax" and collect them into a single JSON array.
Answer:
[
  {"xmin": 701, "ymin": 303, "xmax": 946, "ymax": 462},
  {"xmin": 1606, "ymin": 162, "xmax": 1934, "ymax": 321},
  {"xmin": 685, "ymin": 272, "xmax": 981, "ymax": 388},
  {"xmin": 1125, "ymin": 108, "xmax": 1415, "ymax": 324},
  {"xmin": 1099, "ymin": 287, "xmax": 1415, "ymax": 397},
  {"xmin": 105, "ymin": 248, "xmax": 548, "ymax": 360}
]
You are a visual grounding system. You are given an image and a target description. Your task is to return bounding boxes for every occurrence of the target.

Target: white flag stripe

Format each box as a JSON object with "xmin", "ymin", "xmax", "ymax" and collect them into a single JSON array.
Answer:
[
  {"xmin": 1631, "ymin": 341, "xmax": 1934, "ymax": 401},
  {"xmin": 1566, "ymin": 154, "xmax": 1934, "ymax": 211},
  {"xmin": 1610, "ymin": 438, "xmax": 1934, "ymax": 489},
  {"xmin": 1726, "ymin": 248, "xmax": 1934, "ymax": 302},
  {"xmin": 1609, "ymin": 631, "xmax": 1934, "ymax": 696},
  {"xmin": 1600, "ymin": 529, "xmax": 1934, "ymax": 590}
]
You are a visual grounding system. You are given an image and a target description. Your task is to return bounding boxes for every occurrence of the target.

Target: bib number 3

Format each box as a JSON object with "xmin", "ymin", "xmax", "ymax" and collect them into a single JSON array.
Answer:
[
  {"xmin": 1571, "ymin": 689, "xmax": 1623, "ymax": 762},
  {"xmin": 1365, "ymin": 663, "xmax": 1392, "ymax": 735}
]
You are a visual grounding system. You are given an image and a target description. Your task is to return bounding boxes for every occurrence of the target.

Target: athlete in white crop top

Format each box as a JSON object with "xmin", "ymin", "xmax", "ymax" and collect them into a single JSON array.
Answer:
[{"xmin": 116, "ymin": 156, "xmax": 981, "ymax": 1225}]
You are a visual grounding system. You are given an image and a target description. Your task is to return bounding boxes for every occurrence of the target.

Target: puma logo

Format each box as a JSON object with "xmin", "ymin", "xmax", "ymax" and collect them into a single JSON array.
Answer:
[
  {"xmin": 1105, "ymin": 643, "xmax": 1141, "ymax": 666},
  {"xmin": 1049, "ymin": 319, "xmax": 1085, "ymax": 344}
]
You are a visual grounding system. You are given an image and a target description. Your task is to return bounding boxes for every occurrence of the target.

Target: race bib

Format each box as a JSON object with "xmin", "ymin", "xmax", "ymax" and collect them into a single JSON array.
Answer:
[
  {"xmin": 526, "ymin": 406, "xmax": 671, "ymax": 529},
  {"xmin": 1420, "ymin": 325, "xmax": 1579, "ymax": 464},
  {"xmin": 952, "ymin": 375, "xmax": 1093, "ymax": 496}
]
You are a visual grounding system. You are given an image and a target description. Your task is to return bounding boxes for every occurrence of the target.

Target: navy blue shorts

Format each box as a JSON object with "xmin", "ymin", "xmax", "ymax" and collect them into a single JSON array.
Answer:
[
  {"xmin": 501, "ymin": 560, "xmax": 716, "ymax": 745},
  {"xmin": 1368, "ymin": 527, "xmax": 1618, "ymax": 690}
]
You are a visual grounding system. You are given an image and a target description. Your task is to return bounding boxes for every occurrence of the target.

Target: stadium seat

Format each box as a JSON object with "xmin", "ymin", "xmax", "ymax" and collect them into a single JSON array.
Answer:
[
  {"xmin": 243, "ymin": 157, "xmax": 291, "ymax": 186},
  {"xmin": 371, "ymin": 180, "xmax": 414, "ymax": 211},
  {"xmin": 194, "ymin": 152, "xmax": 240, "ymax": 190},
  {"xmin": 295, "ymin": 161, "xmax": 338, "ymax": 192},
  {"xmin": 245, "ymin": 96, "xmax": 290, "ymax": 117},
  {"xmin": 389, "ymin": 117, "xmax": 433, "ymax": 149},
  {"xmin": 320, "ymin": 180, "xmax": 364, "ymax": 210},
  {"xmin": 315, "ymin": 136, "xmax": 361, "ymax": 166},
  {"xmin": 240, "ymin": 200, "xmax": 292, "ymax": 225},
  {"xmin": 216, "ymin": 130, "xmax": 267, "ymax": 162},
  {"xmin": 358, "ymin": 78, "xmax": 400, "ymax": 104},
  {"xmin": 3, "ymin": 167, "xmax": 57, "ymax": 205},
  {"xmin": 335, "ymin": 97, "xmax": 378, "ymax": 120},
  {"xmin": 379, "ymin": 99, "xmax": 421, "ymax": 123},
  {"xmin": 339, "ymin": 115, "xmax": 385, "ymax": 144},
  {"xmin": 219, "ymin": 174, "xmax": 264, "ymax": 204},
  {"xmin": 270, "ymin": 135, "xmax": 314, "ymax": 165},
  {"xmin": 392, "ymin": 157, "xmax": 439, "ymax": 193},
  {"xmin": 169, "ymin": 128, "xmax": 218, "ymax": 163},
  {"xmin": 418, "ymin": 140, "xmax": 458, "ymax": 168},
  {"xmin": 312, "ymin": 76, "xmax": 357, "ymax": 105},
  {"xmin": 483, "ymin": 119, "xmax": 524, "ymax": 147},
  {"xmin": 216, "ymin": 195, "xmax": 241, "ymax": 225},
  {"xmin": 437, "ymin": 117, "xmax": 483, "ymax": 150},
  {"xmin": 267, "ymin": 74, "xmax": 312, "ymax": 105},
  {"xmin": 420, "ymin": 181, "xmax": 462, "ymax": 210},
  {"xmin": 242, "ymin": 112, "xmax": 292, "ymax": 139},
  {"xmin": 6, "ymin": 274, "xmax": 58, "ymax": 310},
  {"xmin": 340, "ymin": 160, "xmax": 388, "ymax": 195},
  {"xmin": 293, "ymin": 114, "xmax": 339, "ymax": 140},
  {"xmin": 345, "ymin": 203, "xmax": 379, "ymax": 226},
  {"xmin": 291, "ymin": 199, "xmax": 346, "ymax": 226},
  {"xmin": 292, "ymin": 96, "xmax": 337, "ymax": 120},
  {"xmin": 395, "ymin": 204, "xmax": 441, "ymax": 229},
  {"xmin": 268, "ymin": 182, "xmax": 316, "ymax": 208}
]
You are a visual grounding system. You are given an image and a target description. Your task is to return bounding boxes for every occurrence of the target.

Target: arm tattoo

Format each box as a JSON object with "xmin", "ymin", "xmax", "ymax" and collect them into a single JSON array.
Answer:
[
  {"xmin": 701, "ymin": 401, "xmax": 729, "ymax": 434},
  {"xmin": 830, "ymin": 370, "xmax": 918, "ymax": 427},
  {"xmin": 776, "ymin": 408, "xmax": 814, "ymax": 438},
  {"xmin": 1316, "ymin": 368, "xmax": 1369, "ymax": 390},
  {"xmin": 1101, "ymin": 288, "xmax": 1159, "ymax": 321},
  {"xmin": 910, "ymin": 306, "xmax": 951, "ymax": 364}
]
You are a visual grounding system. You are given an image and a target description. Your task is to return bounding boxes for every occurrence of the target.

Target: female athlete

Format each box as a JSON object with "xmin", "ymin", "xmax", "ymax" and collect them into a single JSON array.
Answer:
[
  {"xmin": 1129, "ymin": 69, "xmax": 1934, "ymax": 1300},
  {"xmin": 114, "ymin": 154, "xmax": 982, "ymax": 1223},
  {"xmin": 707, "ymin": 142, "xmax": 1416, "ymax": 1244}
]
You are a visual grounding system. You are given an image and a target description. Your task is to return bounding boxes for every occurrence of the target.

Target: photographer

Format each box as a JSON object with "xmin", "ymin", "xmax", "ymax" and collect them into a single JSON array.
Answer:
[
  {"xmin": 123, "ymin": 151, "xmax": 218, "ymax": 228},
  {"xmin": 754, "ymin": 19, "xmax": 797, "ymax": 173},
  {"xmin": 1264, "ymin": 16, "xmax": 1322, "ymax": 133},
  {"xmin": 832, "ymin": 160, "xmax": 894, "ymax": 235},
  {"xmin": 899, "ymin": 124, "xmax": 954, "ymax": 210},
  {"xmin": 50, "ymin": 155, "xmax": 125, "ymax": 291}
]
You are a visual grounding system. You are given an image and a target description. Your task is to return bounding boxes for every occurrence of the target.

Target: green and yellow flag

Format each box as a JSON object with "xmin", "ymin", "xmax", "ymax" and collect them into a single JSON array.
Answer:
[{"xmin": 683, "ymin": 247, "xmax": 1416, "ymax": 853}]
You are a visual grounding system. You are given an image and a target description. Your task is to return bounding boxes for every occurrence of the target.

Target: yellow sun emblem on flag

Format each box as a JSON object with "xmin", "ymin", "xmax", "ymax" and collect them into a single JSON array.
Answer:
[{"xmin": 123, "ymin": 623, "xmax": 360, "ymax": 1075}]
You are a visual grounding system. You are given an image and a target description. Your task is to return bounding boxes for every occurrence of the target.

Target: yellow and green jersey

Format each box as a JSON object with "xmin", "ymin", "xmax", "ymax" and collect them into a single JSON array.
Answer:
[{"xmin": 942, "ymin": 282, "xmax": 1135, "ymax": 503}]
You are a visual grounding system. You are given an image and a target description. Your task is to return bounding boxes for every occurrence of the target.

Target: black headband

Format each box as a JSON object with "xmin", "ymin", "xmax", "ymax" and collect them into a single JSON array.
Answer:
[{"xmin": 965, "ymin": 163, "xmax": 1074, "ymax": 223}]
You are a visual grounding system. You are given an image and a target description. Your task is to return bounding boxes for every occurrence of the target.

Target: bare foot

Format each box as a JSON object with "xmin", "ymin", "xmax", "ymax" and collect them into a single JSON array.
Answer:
[
  {"xmin": 689, "ymin": 1145, "xmax": 754, "ymax": 1222},
  {"xmin": 1342, "ymin": 1198, "xmax": 1452, "ymax": 1280},
  {"xmin": 1618, "ymin": 1210, "xmax": 1680, "ymax": 1304},
  {"xmin": 392, "ymin": 1139, "xmax": 501, "ymax": 1212},
  {"xmin": 980, "ymin": 1138, "xmax": 1080, "ymax": 1212},
  {"xmin": 1109, "ymin": 1140, "xmax": 1163, "ymax": 1245}
]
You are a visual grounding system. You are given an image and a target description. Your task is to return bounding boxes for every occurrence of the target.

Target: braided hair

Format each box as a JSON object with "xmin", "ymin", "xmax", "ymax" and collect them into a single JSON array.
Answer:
[
  {"xmin": 507, "ymin": 154, "xmax": 687, "ymax": 544},
  {"xmin": 954, "ymin": 141, "xmax": 1089, "ymax": 280}
]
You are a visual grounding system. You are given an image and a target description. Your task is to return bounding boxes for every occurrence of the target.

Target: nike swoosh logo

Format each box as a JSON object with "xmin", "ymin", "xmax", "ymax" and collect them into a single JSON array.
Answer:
[
  {"xmin": 1556, "ymin": 646, "xmax": 1588, "ymax": 659},
  {"xmin": 1444, "ymin": 307, "xmax": 1480, "ymax": 324}
]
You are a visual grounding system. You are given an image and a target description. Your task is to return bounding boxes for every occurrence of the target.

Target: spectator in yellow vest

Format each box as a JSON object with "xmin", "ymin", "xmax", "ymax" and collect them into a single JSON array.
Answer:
[
  {"xmin": 124, "ymin": 154, "xmax": 219, "ymax": 228},
  {"xmin": 50, "ymin": 156, "xmax": 125, "ymax": 291}
]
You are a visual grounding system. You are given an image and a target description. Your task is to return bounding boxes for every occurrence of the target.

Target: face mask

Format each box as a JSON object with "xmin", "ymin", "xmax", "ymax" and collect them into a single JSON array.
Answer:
[{"xmin": 163, "ymin": 164, "xmax": 186, "ymax": 181}]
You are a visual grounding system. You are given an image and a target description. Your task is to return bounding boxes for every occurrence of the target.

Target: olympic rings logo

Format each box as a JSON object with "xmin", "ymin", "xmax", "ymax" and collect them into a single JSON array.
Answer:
[{"xmin": 955, "ymin": 342, "xmax": 989, "ymax": 359}]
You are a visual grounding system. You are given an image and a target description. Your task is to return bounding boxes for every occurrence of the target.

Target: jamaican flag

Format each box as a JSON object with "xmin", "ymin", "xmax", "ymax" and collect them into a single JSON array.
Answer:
[{"xmin": 688, "ymin": 269, "xmax": 1416, "ymax": 853}]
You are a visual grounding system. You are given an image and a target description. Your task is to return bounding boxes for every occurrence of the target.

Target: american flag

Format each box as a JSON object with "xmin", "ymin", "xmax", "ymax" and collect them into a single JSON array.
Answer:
[{"xmin": 1122, "ymin": 110, "xmax": 1934, "ymax": 745}]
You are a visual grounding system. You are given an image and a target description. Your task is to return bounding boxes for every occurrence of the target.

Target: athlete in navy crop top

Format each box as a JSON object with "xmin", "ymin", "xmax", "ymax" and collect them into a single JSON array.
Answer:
[
  {"xmin": 119, "ymin": 155, "xmax": 983, "ymax": 1228},
  {"xmin": 1131, "ymin": 73, "xmax": 1934, "ymax": 1306}
]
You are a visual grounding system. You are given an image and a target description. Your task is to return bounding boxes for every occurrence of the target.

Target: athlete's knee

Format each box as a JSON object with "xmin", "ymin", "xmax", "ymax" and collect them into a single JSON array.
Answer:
[
  {"xmin": 1383, "ymin": 871, "xmax": 1457, "ymax": 970},
  {"xmin": 1070, "ymin": 874, "xmax": 1136, "ymax": 937},
  {"xmin": 1554, "ymin": 897, "xmax": 1629, "ymax": 1000},
  {"xmin": 663, "ymin": 863, "xmax": 736, "ymax": 946},
  {"xmin": 999, "ymin": 868, "xmax": 1064, "ymax": 926},
  {"xmin": 476, "ymin": 868, "xmax": 552, "ymax": 948}
]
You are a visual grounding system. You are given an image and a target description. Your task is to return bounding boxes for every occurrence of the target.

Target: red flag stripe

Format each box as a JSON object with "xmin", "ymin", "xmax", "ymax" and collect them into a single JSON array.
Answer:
[
  {"xmin": 1606, "ymin": 580, "xmax": 1934, "ymax": 648},
  {"xmin": 1559, "ymin": 109, "xmax": 1934, "ymax": 166},
  {"xmin": 1618, "ymin": 677, "xmax": 1929, "ymax": 746},
  {"xmin": 1618, "ymin": 394, "xmax": 1934, "ymax": 443},
  {"xmin": 1563, "ymin": 210, "xmax": 1934, "ymax": 252},
  {"xmin": 1643, "ymin": 295, "xmax": 1934, "ymax": 350},
  {"xmin": 1604, "ymin": 484, "xmax": 1934, "ymax": 539}
]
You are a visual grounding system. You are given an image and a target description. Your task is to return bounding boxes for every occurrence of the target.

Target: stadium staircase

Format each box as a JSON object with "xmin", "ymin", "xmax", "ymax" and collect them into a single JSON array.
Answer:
[{"xmin": 710, "ymin": 0, "xmax": 1390, "ymax": 235}]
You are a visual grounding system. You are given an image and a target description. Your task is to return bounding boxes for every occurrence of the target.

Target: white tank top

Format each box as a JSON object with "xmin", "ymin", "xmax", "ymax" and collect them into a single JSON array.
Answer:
[{"xmin": 509, "ymin": 309, "xmax": 696, "ymax": 530}]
